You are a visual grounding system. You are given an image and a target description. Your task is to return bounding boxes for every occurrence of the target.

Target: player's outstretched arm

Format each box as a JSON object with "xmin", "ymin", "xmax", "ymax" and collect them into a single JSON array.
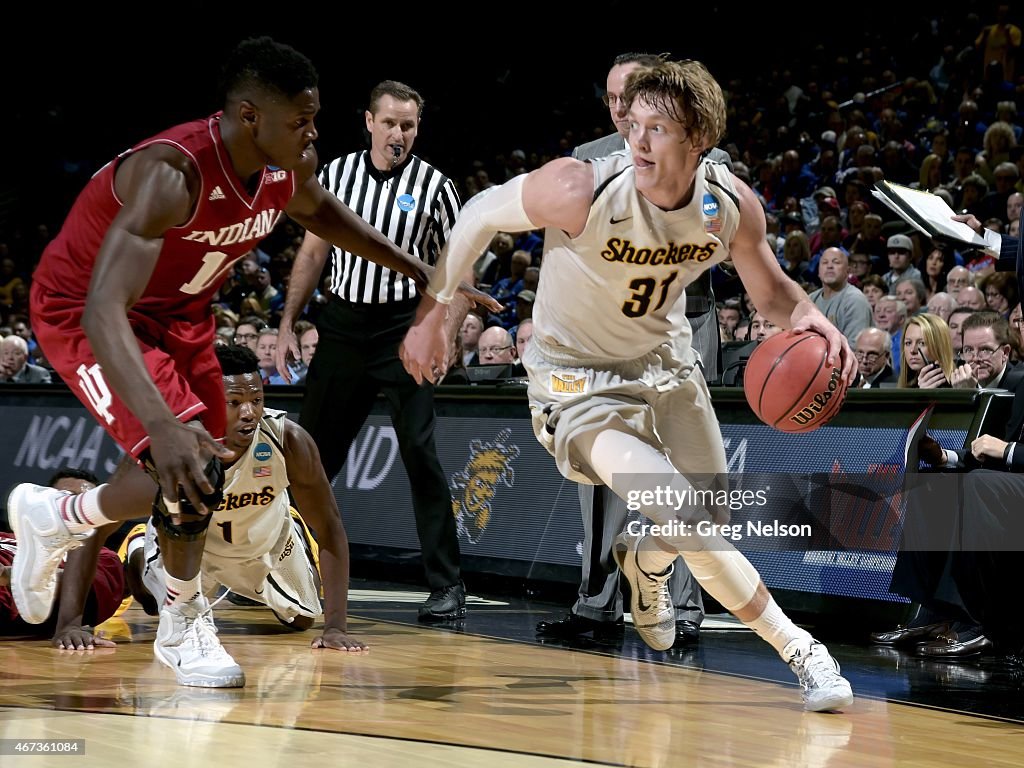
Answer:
[
  {"xmin": 83, "ymin": 145, "xmax": 231, "ymax": 510},
  {"xmin": 401, "ymin": 159, "xmax": 592, "ymax": 384},
  {"xmin": 287, "ymin": 175, "xmax": 430, "ymax": 290},
  {"xmin": 282, "ymin": 419, "xmax": 367, "ymax": 652}
]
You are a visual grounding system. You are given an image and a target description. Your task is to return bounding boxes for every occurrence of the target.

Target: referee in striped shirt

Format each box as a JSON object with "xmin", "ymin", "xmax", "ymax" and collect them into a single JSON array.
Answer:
[{"xmin": 278, "ymin": 81, "xmax": 474, "ymax": 622}]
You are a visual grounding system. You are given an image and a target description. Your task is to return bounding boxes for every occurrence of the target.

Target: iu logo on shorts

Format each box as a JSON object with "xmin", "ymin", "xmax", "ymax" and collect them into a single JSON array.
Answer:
[{"xmin": 77, "ymin": 363, "xmax": 115, "ymax": 425}]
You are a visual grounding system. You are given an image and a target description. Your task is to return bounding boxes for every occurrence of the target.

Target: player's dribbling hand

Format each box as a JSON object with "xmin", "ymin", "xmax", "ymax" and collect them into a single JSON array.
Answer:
[
  {"xmin": 52, "ymin": 624, "xmax": 116, "ymax": 651},
  {"xmin": 311, "ymin": 628, "xmax": 368, "ymax": 652},
  {"xmin": 149, "ymin": 420, "xmax": 233, "ymax": 516},
  {"xmin": 789, "ymin": 305, "xmax": 858, "ymax": 386}
]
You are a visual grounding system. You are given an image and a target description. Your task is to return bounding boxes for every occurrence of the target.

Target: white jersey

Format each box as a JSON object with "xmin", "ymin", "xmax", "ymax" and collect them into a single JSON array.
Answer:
[
  {"xmin": 205, "ymin": 408, "xmax": 291, "ymax": 561},
  {"xmin": 533, "ymin": 152, "xmax": 740, "ymax": 360}
]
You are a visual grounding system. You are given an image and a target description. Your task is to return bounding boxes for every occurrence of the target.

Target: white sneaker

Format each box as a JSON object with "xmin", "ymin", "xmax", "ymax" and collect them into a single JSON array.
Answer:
[
  {"xmin": 154, "ymin": 597, "xmax": 245, "ymax": 688},
  {"xmin": 612, "ymin": 532, "xmax": 675, "ymax": 651},
  {"xmin": 8, "ymin": 483, "xmax": 91, "ymax": 624},
  {"xmin": 784, "ymin": 639, "xmax": 855, "ymax": 712}
]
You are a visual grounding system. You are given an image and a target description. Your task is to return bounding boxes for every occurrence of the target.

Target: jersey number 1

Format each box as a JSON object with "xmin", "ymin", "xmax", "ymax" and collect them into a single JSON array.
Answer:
[{"xmin": 180, "ymin": 251, "xmax": 236, "ymax": 295}]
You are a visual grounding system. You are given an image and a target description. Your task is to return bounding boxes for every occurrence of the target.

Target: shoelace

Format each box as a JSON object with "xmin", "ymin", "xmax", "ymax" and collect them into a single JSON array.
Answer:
[
  {"xmin": 793, "ymin": 644, "xmax": 843, "ymax": 688},
  {"xmin": 427, "ymin": 584, "xmax": 457, "ymax": 601},
  {"xmin": 635, "ymin": 552, "xmax": 673, "ymax": 619},
  {"xmin": 183, "ymin": 592, "xmax": 231, "ymax": 657}
]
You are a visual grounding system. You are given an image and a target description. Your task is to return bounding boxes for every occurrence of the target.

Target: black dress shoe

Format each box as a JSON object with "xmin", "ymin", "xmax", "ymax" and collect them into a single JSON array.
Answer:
[
  {"xmin": 536, "ymin": 613, "xmax": 624, "ymax": 639},
  {"xmin": 418, "ymin": 581, "xmax": 467, "ymax": 622},
  {"xmin": 673, "ymin": 620, "xmax": 700, "ymax": 647},
  {"xmin": 869, "ymin": 621, "xmax": 951, "ymax": 646},
  {"xmin": 916, "ymin": 624, "xmax": 993, "ymax": 659}
]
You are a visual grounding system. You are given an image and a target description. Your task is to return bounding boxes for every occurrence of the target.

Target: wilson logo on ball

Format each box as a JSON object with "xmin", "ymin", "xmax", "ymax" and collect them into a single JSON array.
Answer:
[{"xmin": 788, "ymin": 367, "xmax": 843, "ymax": 427}]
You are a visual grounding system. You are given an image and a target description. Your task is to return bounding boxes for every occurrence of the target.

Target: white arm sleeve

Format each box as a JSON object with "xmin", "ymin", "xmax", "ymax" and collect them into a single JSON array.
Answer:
[{"xmin": 427, "ymin": 174, "xmax": 536, "ymax": 304}]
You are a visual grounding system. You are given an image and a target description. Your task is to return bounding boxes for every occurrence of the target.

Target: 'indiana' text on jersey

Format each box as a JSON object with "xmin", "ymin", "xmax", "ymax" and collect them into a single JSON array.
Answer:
[
  {"xmin": 217, "ymin": 485, "xmax": 276, "ymax": 512},
  {"xmin": 182, "ymin": 210, "xmax": 283, "ymax": 246},
  {"xmin": 601, "ymin": 238, "xmax": 719, "ymax": 266}
]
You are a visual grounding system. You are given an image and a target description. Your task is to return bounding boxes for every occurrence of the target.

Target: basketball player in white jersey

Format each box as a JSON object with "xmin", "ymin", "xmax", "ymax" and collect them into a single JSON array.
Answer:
[
  {"xmin": 400, "ymin": 60, "xmax": 856, "ymax": 712},
  {"xmin": 52, "ymin": 344, "xmax": 365, "ymax": 685}
]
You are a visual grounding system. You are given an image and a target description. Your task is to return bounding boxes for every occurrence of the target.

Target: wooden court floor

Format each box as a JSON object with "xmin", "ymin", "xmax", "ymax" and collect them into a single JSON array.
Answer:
[{"xmin": 2, "ymin": 587, "xmax": 1024, "ymax": 767}]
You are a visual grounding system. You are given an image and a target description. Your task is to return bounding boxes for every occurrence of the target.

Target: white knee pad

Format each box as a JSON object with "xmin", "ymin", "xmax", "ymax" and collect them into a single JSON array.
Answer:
[{"xmin": 681, "ymin": 546, "xmax": 760, "ymax": 612}]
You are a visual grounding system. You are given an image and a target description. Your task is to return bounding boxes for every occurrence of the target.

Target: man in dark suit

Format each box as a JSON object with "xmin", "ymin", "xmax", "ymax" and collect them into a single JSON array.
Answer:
[
  {"xmin": 0, "ymin": 335, "xmax": 51, "ymax": 384},
  {"xmin": 873, "ymin": 365, "xmax": 1024, "ymax": 659},
  {"xmin": 872, "ymin": 207, "xmax": 1024, "ymax": 657},
  {"xmin": 852, "ymin": 328, "xmax": 898, "ymax": 388},
  {"xmin": 538, "ymin": 52, "xmax": 734, "ymax": 647},
  {"xmin": 949, "ymin": 312, "xmax": 1024, "ymax": 390}
]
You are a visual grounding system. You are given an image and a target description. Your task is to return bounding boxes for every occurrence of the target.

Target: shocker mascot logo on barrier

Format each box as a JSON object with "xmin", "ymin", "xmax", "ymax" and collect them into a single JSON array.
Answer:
[{"xmin": 450, "ymin": 428, "xmax": 520, "ymax": 543}]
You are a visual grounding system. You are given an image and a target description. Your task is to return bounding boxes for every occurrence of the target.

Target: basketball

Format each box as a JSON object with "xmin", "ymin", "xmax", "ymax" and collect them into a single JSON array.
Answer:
[{"xmin": 743, "ymin": 330, "xmax": 847, "ymax": 433}]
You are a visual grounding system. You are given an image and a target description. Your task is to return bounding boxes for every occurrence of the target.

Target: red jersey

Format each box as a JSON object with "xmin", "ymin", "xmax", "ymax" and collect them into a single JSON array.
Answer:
[
  {"xmin": 34, "ymin": 113, "xmax": 297, "ymax": 320},
  {"xmin": 0, "ymin": 533, "xmax": 125, "ymax": 633}
]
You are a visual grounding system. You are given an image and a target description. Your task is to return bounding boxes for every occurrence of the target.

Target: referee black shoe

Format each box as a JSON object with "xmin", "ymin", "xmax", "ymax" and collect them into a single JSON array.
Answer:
[
  {"xmin": 536, "ymin": 612, "xmax": 624, "ymax": 640},
  {"xmin": 418, "ymin": 581, "xmax": 467, "ymax": 622}
]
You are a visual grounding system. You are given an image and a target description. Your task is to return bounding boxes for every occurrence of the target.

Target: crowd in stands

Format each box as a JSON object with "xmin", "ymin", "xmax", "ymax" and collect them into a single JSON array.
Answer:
[{"xmin": 2, "ymin": 5, "xmax": 1023, "ymax": 391}]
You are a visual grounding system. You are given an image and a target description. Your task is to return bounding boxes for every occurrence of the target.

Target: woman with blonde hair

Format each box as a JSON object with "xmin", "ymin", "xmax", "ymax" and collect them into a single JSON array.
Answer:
[
  {"xmin": 781, "ymin": 229, "xmax": 811, "ymax": 280},
  {"xmin": 898, "ymin": 313, "xmax": 955, "ymax": 388},
  {"xmin": 915, "ymin": 153, "xmax": 947, "ymax": 192}
]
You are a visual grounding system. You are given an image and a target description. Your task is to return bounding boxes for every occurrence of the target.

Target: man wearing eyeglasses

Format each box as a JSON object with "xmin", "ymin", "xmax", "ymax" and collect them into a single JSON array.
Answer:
[
  {"xmin": 475, "ymin": 326, "xmax": 516, "ymax": 365},
  {"xmin": 853, "ymin": 328, "xmax": 897, "ymax": 388},
  {"xmin": 950, "ymin": 312, "xmax": 1024, "ymax": 389}
]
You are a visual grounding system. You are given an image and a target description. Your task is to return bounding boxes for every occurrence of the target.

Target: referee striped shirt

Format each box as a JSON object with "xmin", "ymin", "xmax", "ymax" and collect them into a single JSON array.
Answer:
[{"xmin": 318, "ymin": 151, "xmax": 461, "ymax": 304}]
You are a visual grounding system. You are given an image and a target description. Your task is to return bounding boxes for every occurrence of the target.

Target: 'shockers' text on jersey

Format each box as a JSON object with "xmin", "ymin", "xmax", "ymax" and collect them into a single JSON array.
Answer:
[
  {"xmin": 600, "ymin": 238, "xmax": 719, "ymax": 266},
  {"xmin": 217, "ymin": 486, "xmax": 276, "ymax": 511},
  {"xmin": 182, "ymin": 210, "xmax": 283, "ymax": 246}
]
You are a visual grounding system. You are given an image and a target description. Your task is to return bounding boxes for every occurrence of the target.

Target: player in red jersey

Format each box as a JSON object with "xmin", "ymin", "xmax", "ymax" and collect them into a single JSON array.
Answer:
[{"xmin": 8, "ymin": 36, "xmax": 496, "ymax": 688}]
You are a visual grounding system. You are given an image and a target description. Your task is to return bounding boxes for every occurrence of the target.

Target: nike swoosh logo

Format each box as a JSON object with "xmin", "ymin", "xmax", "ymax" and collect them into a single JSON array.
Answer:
[{"xmin": 610, "ymin": 215, "xmax": 632, "ymax": 225}]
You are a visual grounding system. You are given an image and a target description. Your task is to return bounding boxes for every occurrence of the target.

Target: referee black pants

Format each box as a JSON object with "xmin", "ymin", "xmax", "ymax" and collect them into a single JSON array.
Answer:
[{"xmin": 300, "ymin": 296, "xmax": 460, "ymax": 589}]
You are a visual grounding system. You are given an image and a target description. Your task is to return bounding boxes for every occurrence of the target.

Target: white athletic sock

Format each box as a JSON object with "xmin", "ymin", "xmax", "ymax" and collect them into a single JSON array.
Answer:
[
  {"xmin": 57, "ymin": 486, "xmax": 115, "ymax": 535},
  {"xmin": 746, "ymin": 597, "xmax": 813, "ymax": 659},
  {"xmin": 164, "ymin": 573, "xmax": 202, "ymax": 608}
]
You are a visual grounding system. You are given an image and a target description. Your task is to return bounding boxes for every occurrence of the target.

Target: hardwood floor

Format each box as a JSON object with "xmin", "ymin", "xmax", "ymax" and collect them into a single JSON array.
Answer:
[{"xmin": 1, "ymin": 590, "xmax": 1023, "ymax": 767}]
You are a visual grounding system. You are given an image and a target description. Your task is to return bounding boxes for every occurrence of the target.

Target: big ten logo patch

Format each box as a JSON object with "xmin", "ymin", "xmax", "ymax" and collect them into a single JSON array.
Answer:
[{"xmin": 449, "ymin": 428, "xmax": 520, "ymax": 543}]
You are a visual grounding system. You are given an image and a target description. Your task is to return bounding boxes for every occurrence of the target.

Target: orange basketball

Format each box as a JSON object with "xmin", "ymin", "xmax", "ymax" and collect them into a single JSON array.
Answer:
[{"xmin": 743, "ymin": 331, "xmax": 847, "ymax": 433}]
